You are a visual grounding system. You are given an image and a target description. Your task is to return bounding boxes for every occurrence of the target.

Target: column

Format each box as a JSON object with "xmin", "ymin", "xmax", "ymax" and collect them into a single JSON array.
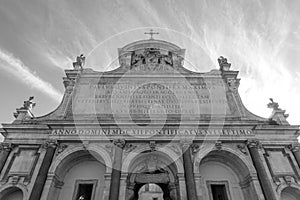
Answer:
[
  {"xmin": 247, "ymin": 140, "xmax": 277, "ymax": 200},
  {"xmin": 289, "ymin": 143, "xmax": 300, "ymax": 168},
  {"xmin": 109, "ymin": 139, "xmax": 126, "ymax": 200},
  {"xmin": 29, "ymin": 140, "xmax": 57, "ymax": 200},
  {"xmin": 181, "ymin": 142, "xmax": 198, "ymax": 200},
  {"xmin": 0, "ymin": 143, "xmax": 13, "ymax": 173}
]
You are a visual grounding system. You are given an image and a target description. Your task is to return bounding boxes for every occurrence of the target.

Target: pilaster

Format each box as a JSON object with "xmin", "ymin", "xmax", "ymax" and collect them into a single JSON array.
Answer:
[{"xmin": 109, "ymin": 139, "xmax": 126, "ymax": 200}]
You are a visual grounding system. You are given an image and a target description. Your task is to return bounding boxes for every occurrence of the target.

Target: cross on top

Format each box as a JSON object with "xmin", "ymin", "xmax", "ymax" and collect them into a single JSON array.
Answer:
[{"xmin": 144, "ymin": 29, "xmax": 159, "ymax": 40}]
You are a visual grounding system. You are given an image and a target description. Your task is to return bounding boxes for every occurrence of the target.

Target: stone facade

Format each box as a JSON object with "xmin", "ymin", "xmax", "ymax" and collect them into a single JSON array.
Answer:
[{"xmin": 0, "ymin": 39, "xmax": 300, "ymax": 200}]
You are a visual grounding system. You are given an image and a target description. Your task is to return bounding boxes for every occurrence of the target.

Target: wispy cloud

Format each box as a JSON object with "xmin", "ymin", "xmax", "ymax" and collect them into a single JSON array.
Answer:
[{"xmin": 0, "ymin": 48, "xmax": 62, "ymax": 102}]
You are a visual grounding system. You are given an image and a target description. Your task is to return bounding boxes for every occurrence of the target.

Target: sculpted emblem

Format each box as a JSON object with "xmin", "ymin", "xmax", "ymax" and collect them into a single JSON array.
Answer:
[{"xmin": 130, "ymin": 48, "xmax": 173, "ymax": 66}]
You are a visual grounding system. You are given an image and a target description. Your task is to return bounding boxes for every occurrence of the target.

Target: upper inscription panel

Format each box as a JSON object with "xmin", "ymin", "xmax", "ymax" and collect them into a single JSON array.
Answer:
[{"xmin": 72, "ymin": 74, "xmax": 229, "ymax": 117}]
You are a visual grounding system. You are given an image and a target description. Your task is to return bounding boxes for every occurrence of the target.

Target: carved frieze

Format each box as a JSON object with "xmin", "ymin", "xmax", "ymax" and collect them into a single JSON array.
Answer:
[{"xmin": 130, "ymin": 48, "xmax": 173, "ymax": 66}]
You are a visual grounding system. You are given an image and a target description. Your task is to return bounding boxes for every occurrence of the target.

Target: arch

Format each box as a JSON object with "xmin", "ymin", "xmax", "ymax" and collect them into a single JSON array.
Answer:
[
  {"xmin": 198, "ymin": 147, "xmax": 261, "ymax": 200},
  {"xmin": 280, "ymin": 186, "xmax": 300, "ymax": 200},
  {"xmin": 193, "ymin": 144, "xmax": 256, "ymax": 175},
  {"xmin": 0, "ymin": 186, "xmax": 23, "ymax": 200},
  {"xmin": 49, "ymin": 144, "xmax": 112, "ymax": 174},
  {"xmin": 124, "ymin": 148, "xmax": 181, "ymax": 200},
  {"xmin": 46, "ymin": 145, "xmax": 110, "ymax": 200},
  {"xmin": 122, "ymin": 145, "xmax": 184, "ymax": 173},
  {"xmin": 138, "ymin": 183, "xmax": 163, "ymax": 200}
]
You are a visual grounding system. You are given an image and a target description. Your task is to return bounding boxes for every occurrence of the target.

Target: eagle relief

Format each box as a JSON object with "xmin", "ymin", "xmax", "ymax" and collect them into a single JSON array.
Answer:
[{"xmin": 130, "ymin": 48, "xmax": 173, "ymax": 72}]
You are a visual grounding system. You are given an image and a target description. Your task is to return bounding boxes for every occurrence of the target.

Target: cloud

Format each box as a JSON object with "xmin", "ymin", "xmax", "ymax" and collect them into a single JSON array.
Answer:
[{"xmin": 0, "ymin": 48, "xmax": 62, "ymax": 102}]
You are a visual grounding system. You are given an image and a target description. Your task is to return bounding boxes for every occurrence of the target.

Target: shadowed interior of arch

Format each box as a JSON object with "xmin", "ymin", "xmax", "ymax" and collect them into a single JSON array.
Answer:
[{"xmin": 0, "ymin": 187, "xmax": 23, "ymax": 200}]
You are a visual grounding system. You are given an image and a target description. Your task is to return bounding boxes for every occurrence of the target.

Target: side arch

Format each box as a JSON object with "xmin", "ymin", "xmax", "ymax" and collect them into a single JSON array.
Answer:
[
  {"xmin": 193, "ymin": 144, "xmax": 256, "ymax": 175},
  {"xmin": 277, "ymin": 184, "xmax": 300, "ymax": 196},
  {"xmin": 196, "ymin": 145, "xmax": 262, "ymax": 200},
  {"xmin": 49, "ymin": 144, "xmax": 112, "ymax": 174},
  {"xmin": 0, "ymin": 186, "xmax": 25, "ymax": 200}
]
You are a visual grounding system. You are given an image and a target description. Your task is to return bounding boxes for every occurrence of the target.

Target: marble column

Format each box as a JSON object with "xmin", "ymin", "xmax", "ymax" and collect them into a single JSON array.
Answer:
[
  {"xmin": 109, "ymin": 139, "xmax": 126, "ymax": 200},
  {"xmin": 247, "ymin": 140, "xmax": 277, "ymax": 200},
  {"xmin": 181, "ymin": 142, "xmax": 198, "ymax": 200},
  {"xmin": 0, "ymin": 143, "xmax": 13, "ymax": 174},
  {"xmin": 29, "ymin": 140, "xmax": 57, "ymax": 200},
  {"xmin": 289, "ymin": 143, "xmax": 300, "ymax": 168}
]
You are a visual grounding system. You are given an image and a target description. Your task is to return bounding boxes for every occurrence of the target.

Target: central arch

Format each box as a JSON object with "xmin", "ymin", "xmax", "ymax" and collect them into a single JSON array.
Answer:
[{"xmin": 124, "ymin": 150, "xmax": 180, "ymax": 200}]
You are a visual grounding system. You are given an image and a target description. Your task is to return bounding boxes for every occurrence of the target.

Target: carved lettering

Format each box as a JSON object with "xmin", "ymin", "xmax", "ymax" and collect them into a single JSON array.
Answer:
[{"xmin": 50, "ymin": 129, "xmax": 253, "ymax": 136}]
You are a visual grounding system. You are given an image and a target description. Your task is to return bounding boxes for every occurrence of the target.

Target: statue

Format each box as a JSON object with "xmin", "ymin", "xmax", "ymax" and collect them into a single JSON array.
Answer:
[
  {"xmin": 218, "ymin": 56, "xmax": 231, "ymax": 71},
  {"xmin": 22, "ymin": 96, "xmax": 36, "ymax": 111},
  {"xmin": 267, "ymin": 98, "xmax": 280, "ymax": 110},
  {"xmin": 159, "ymin": 52, "xmax": 173, "ymax": 66},
  {"xmin": 73, "ymin": 54, "xmax": 85, "ymax": 70},
  {"xmin": 13, "ymin": 96, "xmax": 36, "ymax": 119}
]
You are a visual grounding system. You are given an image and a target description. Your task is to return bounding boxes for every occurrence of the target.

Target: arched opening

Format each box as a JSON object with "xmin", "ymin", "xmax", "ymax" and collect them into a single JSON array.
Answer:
[
  {"xmin": 125, "ymin": 151, "xmax": 179, "ymax": 200},
  {"xmin": 281, "ymin": 187, "xmax": 300, "ymax": 200},
  {"xmin": 47, "ymin": 150, "xmax": 107, "ymax": 200},
  {"xmin": 0, "ymin": 187, "xmax": 23, "ymax": 200},
  {"xmin": 138, "ymin": 183, "xmax": 163, "ymax": 200},
  {"xmin": 199, "ymin": 150, "xmax": 259, "ymax": 200}
]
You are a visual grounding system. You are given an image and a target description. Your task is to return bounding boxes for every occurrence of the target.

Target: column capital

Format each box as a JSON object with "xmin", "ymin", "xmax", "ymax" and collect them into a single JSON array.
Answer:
[
  {"xmin": 0, "ymin": 143, "xmax": 13, "ymax": 152},
  {"xmin": 180, "ymin": 139, "xmax": 193, "ymax": 151},
  {"xmin": 288, "ymin": 143, "xmax": 300, "ymax": 152},
  {"xmin": 246, "ymin": 140, "xmax": 261, "ymax": 149},
  {"xmin": 41, "ymin": 139, "xmax": 58, "ymax": 149},
  {"xmin": 168, "ymin": 182, "xmax": 177, "ymax": 190},
  {"xmin": 126, "ymin": 182, "xmax": 136, "ymax": 190},
  {"xmin": 113, "ymin": 139, "xmax": 126, "ymax": 149}
]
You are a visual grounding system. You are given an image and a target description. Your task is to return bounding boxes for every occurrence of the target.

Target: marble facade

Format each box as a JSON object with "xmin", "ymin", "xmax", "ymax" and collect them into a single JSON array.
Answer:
[{"xmin": 0, "ymin": 39, "xmax": 300, "ymax": 200}]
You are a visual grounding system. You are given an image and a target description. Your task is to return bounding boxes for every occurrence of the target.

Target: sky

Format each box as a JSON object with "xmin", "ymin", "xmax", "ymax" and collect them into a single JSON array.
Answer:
[{"xmin": 0, "ymin": 0, "xmax": 299, "ymax": 131}]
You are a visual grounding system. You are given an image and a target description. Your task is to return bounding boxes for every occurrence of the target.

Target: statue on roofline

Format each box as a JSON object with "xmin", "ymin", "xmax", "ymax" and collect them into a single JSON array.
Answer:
[
  {"xmin": 22, "ymin": 96, "xmax": 36, "ymax": 111},
  {"xmin": 13, "ymin": 96, "xmax": 36, "ymax": 119},
  {"xmin": 218, "ymin": 56, "xmax": 231, "ymax": 71},
  {"xmin": 73, "ymin": 54, "xmax": 85, "ymax": 70},
  {"xmin": 267, "ymin": 98, "xmax": 280, "ymax": 110}
]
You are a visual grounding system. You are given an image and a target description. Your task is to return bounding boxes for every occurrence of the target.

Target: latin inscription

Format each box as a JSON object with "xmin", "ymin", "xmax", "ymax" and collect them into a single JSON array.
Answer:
[
  {"xmin": 73, "ymin": 78, "xmax": 229, "ymax": 115},
  {"xmin": 50, "ymin": 129, "xmax": 253, "ymax": 136}
]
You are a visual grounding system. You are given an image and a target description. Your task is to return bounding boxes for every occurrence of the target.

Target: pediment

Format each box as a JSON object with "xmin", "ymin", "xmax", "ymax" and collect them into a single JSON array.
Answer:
[{"xmin": 37, "ymin": 40, "xmax": 266, "ymax": 123}]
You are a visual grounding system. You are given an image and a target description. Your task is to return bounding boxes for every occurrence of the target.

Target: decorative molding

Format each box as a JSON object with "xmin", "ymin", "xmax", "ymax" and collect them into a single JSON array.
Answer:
[
  {"xmin": 168, "ymin": 144, "xmax": 181, "ymax": 156},
  {"xmin": 246, "ymin": 140, "xmax": 261, "ymax": 149},
  {"xmin": 41, "ymin": 140, "xmax": 58, "ymax": 149},
  {"xmin": 191, "ymin": 143, "xmax": 200, "ymax": 154},
  {"xmin": 0, "ymin": 143, "xmax": 13, "ymax": 152},
  {"xmin": 149, "ymin": 141, "xmax": 156, "ymax": 152},
  {"xmin": 180, "ymin": 139, "xmax": 193, "ymax": 152},
  {"xmin": 215, "ymin": 141, "xmax": 222, "ymax": 151},
  {"xmin": 227, "ymin": 78, "xmax": 240, "ymax": 93},
  {"xmin": 287, "ymin": 143, "xmax": 300, "ymax": 153},
  {"xmin": 237, "ymin": 144, "xmax": 248, "ymax": 155},
  {"xmin": 105, "ymin": 144, "xmax": 114, "ymax": 158},
  {"xmin": 2, "ymin": 146, "xmax": 40, "ymax": 183},
  {"xmin": 56, "ymin": 143, "xmax": 68, "ymax": 156},
  {"xmin": 263, "ymin": 147, "xmax": 299, "ymax": 183},
  {"xmin": 113, "ymin": 139, "xmax": 126, "ymax": 149},
  {"xmin": 124, "ymin": 143, "xmax": 137, "ymax": 153}
]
